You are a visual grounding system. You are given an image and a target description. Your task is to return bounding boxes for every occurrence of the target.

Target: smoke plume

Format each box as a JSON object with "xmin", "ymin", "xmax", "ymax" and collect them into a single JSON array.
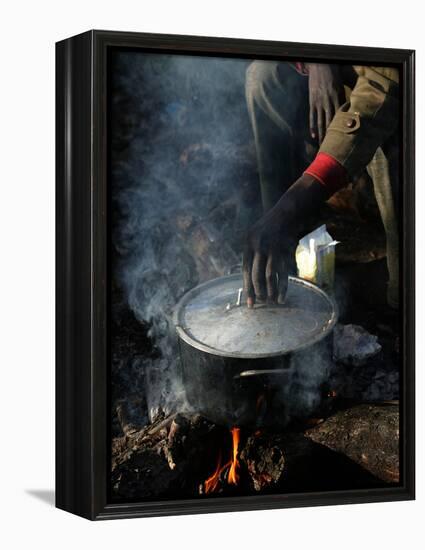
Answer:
[{"xmin": 110, "ymin": 51, "xmax": 259, "ymax": 420}]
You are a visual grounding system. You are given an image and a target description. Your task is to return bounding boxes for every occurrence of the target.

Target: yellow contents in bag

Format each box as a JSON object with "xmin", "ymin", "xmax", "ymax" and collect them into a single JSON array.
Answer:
[{"xmin": 295, "ymin": 225, "xmax": 338, "ymax": 290}]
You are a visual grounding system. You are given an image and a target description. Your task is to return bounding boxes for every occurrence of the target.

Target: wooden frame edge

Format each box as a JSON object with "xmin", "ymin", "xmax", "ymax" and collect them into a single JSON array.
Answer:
[{"xmin": 56, "ymin": 30, "xmax": 415, "ymax": 520}]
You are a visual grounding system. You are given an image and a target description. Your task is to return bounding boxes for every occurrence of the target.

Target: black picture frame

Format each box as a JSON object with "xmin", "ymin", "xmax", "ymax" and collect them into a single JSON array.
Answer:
[{"xmin": 56, "ymin": 29, "xmax": 415, "ymax": 520}]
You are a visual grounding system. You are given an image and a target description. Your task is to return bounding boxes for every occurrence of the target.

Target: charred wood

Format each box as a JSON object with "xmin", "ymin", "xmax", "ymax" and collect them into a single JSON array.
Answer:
[
  {"xmin": 111, "ymin": 413, "xmax": 225, "ymax": 500},
  {"xmin": 111, "ymin": 402, "xmax": 399, "ymax": 500},
  {"xmin": 240, "ymin": 432, "xmax": 285, "ymax": 492},
  {"xmin": 304, "ymin": 402, "xmax": 399, "ymax": 483}
]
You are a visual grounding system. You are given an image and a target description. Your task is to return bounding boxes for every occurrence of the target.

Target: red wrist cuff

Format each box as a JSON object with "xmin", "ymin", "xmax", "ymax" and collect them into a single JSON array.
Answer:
[{"xmin": 304, "ymin": 152, "xmax": 348, "ymax": 195}]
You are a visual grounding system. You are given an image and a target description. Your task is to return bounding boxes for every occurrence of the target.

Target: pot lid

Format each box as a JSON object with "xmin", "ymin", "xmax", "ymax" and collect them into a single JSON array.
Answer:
[{"xmin": 173, "ymin": 274, "xmax": 337, "ymax": 359}]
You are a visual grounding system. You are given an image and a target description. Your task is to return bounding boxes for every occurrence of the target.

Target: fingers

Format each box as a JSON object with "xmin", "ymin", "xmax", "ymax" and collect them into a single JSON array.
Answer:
[
  {"xmin": 312, "ymin": 100, "xmax": 340, "ymax": 144},
  {"xmin": 277, "ymin": 257, "xmax": 289, "ymax": 304},
  {"xmin": 317, "ymin": 108, "xmax": 325, "ymax": 145},
  {"xmin": 244, "ymin": 249, "xmax": 291, "ymax": 308},
  {"xmin": 242, "ymin": 248, "xmax": 255, "ymax": 308},
  {"xmin": 265, "ymin": 255, "xmax": 278, "ymax": 303},
  {"xmin": 309, "ymin": 106, "xmax": 316, "ymax": 140},
  {"xmin": 333, "ymin": 92, "xmax": 342, "ymax": 113},
  {"xmin": 325, "ymin": 102, "xmax": 334, "ymax": 134},
  {"xmin": 252, "ymin": 252, "xmax": 267, "ymax": 302},
  {"xmin": 335, "ymin": 81, "xmax": 346, "ymax": 111},
  {"xmin": 243, "ymin": 249, "xmax": 279, "ymax": 307}
]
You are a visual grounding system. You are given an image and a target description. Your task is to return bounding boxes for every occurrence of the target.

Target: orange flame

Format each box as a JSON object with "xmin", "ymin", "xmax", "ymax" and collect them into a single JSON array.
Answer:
[
  {"xmin": 203, "ymin": 427, "xmax": 241, "ymax": 494},
  {"xmin": 228, "ymin": 428, "xmax": 240, "ymax": 485},
  {"xmin": 204, "ymin": 451, "xmax": 225, "ymax": 494}
]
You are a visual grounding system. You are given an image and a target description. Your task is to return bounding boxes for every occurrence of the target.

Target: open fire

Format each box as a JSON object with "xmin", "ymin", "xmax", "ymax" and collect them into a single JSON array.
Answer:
[{"xmin": 203, "ymin": 427, "xmax": 241, "ymax": 494}]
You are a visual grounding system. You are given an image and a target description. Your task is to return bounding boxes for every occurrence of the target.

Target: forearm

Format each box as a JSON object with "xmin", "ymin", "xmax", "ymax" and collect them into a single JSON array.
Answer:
[
  {"xmin": 260, "ymin": 173, "xmax": 330, "ymax": 237},
  {"xmin": 284, "ymin": 172, "xmax": 334, "ymax": 209}
]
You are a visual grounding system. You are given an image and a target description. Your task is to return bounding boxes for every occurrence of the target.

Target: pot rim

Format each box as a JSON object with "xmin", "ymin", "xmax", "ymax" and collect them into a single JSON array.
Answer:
[{"xmin": 173, "ymin": 274, "xmax": 338, "ymax": 359}]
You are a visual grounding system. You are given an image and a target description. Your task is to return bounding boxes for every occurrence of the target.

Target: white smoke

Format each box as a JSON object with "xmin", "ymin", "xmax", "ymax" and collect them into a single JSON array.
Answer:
[{"xmin": 111, "ymin": 52, "xmax": 257, "ymax": 421}]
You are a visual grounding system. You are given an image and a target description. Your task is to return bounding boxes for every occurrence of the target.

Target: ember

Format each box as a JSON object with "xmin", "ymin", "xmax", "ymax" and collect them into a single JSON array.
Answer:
[{"xmin": 204, "ymin": 427, "xmax": 241, "ymax": 494}]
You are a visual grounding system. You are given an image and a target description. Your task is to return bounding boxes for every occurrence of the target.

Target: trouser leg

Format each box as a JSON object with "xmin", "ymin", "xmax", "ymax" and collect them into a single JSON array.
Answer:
[{"xmin": 245, "ymin": 61, "xmax": 310, "ymax": 212}]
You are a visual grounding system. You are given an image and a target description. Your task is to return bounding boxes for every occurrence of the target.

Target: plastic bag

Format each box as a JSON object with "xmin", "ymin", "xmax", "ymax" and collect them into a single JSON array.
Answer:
[{"xmin": 295, "ymin": 225, "xmax": 338, "ymax": 289}]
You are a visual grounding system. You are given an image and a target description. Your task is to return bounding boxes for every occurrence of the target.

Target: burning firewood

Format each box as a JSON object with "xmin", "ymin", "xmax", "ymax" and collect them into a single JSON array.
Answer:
[
  {"xmin": 111, "ymin": 413, "xmax": 225, "ymax": 500},
  {"xmin": 111, "ymin": 403, "xmax": 399, "ymax": 500},
  {"xmin": 200, "ymin": 427, "xmax": 241, "ymax": 495},
  {"xmin": 240, "ymin": 432, "xmax": 285, "ymax": 492}
]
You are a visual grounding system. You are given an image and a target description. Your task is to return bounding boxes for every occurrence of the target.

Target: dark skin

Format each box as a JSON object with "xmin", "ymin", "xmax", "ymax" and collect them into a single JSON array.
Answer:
[
  {"xmin": 243, "ymin": 64, "xmax": 345, "ymax": 307},
  {"xmin": 307, "ymin": 63, "xmax": 345, "ymax": 144}
]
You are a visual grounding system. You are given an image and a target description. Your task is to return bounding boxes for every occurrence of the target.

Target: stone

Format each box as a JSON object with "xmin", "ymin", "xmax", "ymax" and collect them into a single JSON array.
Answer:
[{"xmin": 333, "ymin": 323, "xmax": 382, "ymax": 366}]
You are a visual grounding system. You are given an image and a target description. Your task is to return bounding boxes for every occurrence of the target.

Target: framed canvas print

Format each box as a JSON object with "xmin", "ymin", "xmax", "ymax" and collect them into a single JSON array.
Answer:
[{"xmin": 56, "ymin": 30, "xmax": 415, "ymax": 520}]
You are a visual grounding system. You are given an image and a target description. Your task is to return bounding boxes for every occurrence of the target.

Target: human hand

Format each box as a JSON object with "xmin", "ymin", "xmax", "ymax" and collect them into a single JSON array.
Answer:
[
  {"xmin": 242, "ymin": 174, "xmax": 329, "ymax": 307},
  {"xmin": 306, "ymin": 63, "xmax": 345, "ymax": 144},
  {"xmin": 242, "ymin": 202, "xmax": 297, "ymax": 308}
]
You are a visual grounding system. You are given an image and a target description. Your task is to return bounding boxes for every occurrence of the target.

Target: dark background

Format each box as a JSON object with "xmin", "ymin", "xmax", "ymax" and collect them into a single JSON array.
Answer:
[{"xmin": 109, "ymin": 51, "xmax": 399, "ymax": 439}]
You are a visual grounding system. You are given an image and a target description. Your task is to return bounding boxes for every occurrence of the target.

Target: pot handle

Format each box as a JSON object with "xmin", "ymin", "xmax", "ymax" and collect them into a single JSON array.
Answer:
[{"xmin": 234, "ymin": 368, "xmax": 289, "ymax": 379}]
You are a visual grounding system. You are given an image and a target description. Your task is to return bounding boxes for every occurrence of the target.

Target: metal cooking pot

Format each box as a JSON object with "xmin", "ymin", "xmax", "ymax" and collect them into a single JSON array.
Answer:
[{"xmin": 173, "ymin": 274, "xmax": 337, "ymax": 427}]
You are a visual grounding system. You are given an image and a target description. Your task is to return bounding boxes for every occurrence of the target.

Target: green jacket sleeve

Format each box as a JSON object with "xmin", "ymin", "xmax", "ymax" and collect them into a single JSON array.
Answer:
[{"xmin": 319, "ymin": 66, "xmax": 399, "ymax": 177}]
